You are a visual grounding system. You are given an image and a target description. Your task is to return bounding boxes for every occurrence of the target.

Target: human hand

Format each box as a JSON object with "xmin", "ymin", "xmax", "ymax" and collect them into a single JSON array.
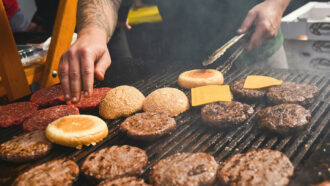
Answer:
[
  {"xmin": 237, "ymin": 1, "xmax": 286, "ymax": 51},
  {"xmin": 58, "ymin": 28, "xmax": 111, "ymax": 103}
]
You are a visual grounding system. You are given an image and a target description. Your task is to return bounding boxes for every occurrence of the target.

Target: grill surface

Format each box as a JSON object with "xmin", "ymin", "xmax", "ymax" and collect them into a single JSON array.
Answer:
[{"xmin": 0, "ymin": 67, "xmax": 329, "ymax": 185}]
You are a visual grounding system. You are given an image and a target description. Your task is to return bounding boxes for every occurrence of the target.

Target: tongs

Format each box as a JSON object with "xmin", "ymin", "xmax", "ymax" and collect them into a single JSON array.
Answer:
[{"xmin": 202, "ymin": 33, "xmax": 247, "ymax": 74}]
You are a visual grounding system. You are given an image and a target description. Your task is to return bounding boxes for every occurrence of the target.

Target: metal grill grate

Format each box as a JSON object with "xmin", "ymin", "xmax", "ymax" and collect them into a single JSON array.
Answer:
[{"xmin": 0, "ymin": 68, "xmax": 329, "ymax": 185}]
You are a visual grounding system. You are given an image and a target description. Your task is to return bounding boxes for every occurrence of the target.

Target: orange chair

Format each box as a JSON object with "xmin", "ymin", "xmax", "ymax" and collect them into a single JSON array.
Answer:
[{"xmin": 0, "ymin": 0, "xmax": 77, "ymax": 101}]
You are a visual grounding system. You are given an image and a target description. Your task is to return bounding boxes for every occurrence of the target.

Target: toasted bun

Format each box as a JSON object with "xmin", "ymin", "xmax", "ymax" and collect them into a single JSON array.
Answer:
[
  {"xmin": 178, "ymin": 69, "xmax": 224, "ymax": 89},
  {"xmin": 99, "ymin": 85, "xmax": 145, "ymax": 119},
  {"xmin": 45, "ymin": 115, "xmax": 108, "ymax": 149},
  {"xmin": 143, "ymin": 87, "xmax": 189, "ymax": 116}
]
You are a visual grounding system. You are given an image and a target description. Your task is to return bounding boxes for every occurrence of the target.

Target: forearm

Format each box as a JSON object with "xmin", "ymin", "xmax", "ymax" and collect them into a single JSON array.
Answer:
[{"xmin": 77, "ymin": 0, "xmax": 122, "ymax": 41}]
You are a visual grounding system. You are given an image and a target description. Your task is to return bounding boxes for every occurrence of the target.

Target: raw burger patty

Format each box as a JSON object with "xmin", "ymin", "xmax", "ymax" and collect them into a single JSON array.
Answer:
[
  {"xmin": 23, "ymin": 105, "xmax": 79, "ymax": 132},
  {"xmin": 74, "ymin": 87, "xmax": 111, "ymax": 111},
  {"xmin": 218, "ymin": 149, "xmax": 294, "ymax": 186},
  {"xmin": 201, "ymin": 101, "xmax": 254, "ymax": 128},
  {"xmin": 257, "ymin": 104, "xmax": 311, "ymax": 133},
  {"xmin": 81, "ymin": 145, "xmax": 148, "ymax": 181},
  {"xmin": 30, "ymin": 85, "xmax": 65, "ymax": 107},
  {"xmin": 98, "ymin": 177, "xmax": 150, "ymax": 186},
  {"xmin": 120, "ymin": 112, "xmax": 176, "ymax": 141},
  {"xmin": 0, "ymin": 130, "xmax": 53, "ymax": 162},
  {"xmin": 266, "ymin": 82, "xmax": 319, "ymax": 106},
  {"xmin": 230, "ymin": 79, "xmax": 268, "ymax": 102},
  {"xmin": 150, "ymin": 152, "xmax": 218, "ymax": 186},
  {"xmin": 0, "ymin": 102, "xmax": 38, "ymax": 127},
  {"xmin": 13, "ymin": 159, "xmax": 79, "ymax": 186}
]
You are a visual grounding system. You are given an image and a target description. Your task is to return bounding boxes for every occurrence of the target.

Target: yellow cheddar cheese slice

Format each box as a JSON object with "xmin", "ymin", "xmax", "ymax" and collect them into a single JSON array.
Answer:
[
  {"xmin": 191, "ymin": 85, "xmax": 232, "ymax": 107},
  {"xmin": 243, "ymin": 75, "xmax": 282, "ymax": 89}
]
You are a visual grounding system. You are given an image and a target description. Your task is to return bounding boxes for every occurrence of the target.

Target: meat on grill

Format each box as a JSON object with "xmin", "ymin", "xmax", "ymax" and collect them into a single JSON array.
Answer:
[
  {"xmin": 266, "ymin": 82, "xmax": 319, "ymax": 106},
  {"xmin": 218, "ymin": 149, "xmax": 294, "ymax": 186},
  {"xmin": 257, "ymin": 104, "xmax": 311, "ymax": 133},
  {"xmin": 0, "ymin": 102, "xmax": 38, "ymax": 127},
  {"xmin": 0, "ymin": 130, "xmax": 53, "ymax": 162},
  {"xmin": 30, "ymin": 85, "xmax": 65, "ymax": 107},
  {"xmin": 230, "ymin": 79, "xmax": 268, "ymax": 102},
  {"xmin": 120, "ymin": 112, "xmax": 176, "ymax": 141},
  {"xmin": 201, "ymin": 101, "xmax": 254, "ymax": 128},
  {"xmin": 150, "ymin": 152, "xmax": 218, "ymax": 186},
  {"xmin": 12, "ymin": 159, "xmax": 79, "ymax": 186},
  {"xmin": 98, "ymin": 177, "xmax": 150, "ymax": 186}
]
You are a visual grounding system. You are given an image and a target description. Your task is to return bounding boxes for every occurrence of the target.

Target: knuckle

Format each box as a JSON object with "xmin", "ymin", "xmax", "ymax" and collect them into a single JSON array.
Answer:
[
  {"xmin": 69, "ymin": 71, "xmax": 80, "ymax": 80},
  {"xmin": 82, "ymin": 68, "xmax": 93, "ymax": 75},
  {"xmin": 58, "ymin": 66, "xmax": 68, "ymax": 77}
]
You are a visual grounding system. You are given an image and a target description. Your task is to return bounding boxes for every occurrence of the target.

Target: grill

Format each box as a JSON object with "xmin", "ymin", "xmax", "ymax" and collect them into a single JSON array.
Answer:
[{"xmin": 0, "ymin": 67, "xmax": 329, "ymax": 185}]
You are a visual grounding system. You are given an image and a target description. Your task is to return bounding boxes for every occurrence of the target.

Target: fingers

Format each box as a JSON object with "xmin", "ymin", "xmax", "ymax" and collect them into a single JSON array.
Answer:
[
  {"xmin": 238, "ymin": 10, "xmax": 256, "ymax": 34},
  {"xmin": 80, "ymin": 52, "xmax": 94, "ymax": 97},
  {"xmin": 68, "ymin": 51, "xmax": 81, "ymax": 103},
  {"xmin": 247, "ymin": 25, "xmax": 265, "ymax": 51},
  {"xmin": 95, "ymin": 51, "xmax": 111, "ymax": 81},
  {"xmin": 58, "ymin": 55, "xmax": 71, "ymax": 101}
]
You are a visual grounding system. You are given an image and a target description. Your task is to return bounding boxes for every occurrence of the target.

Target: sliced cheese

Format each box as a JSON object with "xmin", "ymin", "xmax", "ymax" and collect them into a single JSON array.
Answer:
[
  {"xmin": 243, "ymin": 75, "xmax": 282, "ymax": 89},
  {"xmin": 191, "ymin": 85, "xmax": 232, "ymax": 107}
]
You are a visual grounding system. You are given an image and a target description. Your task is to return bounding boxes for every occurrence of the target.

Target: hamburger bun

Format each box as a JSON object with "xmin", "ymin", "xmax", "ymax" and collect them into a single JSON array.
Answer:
[
  {"xmin": 99, "ymin": 85, "xmax": 145, "ymax": 119},
  {"xmin": 143, "ymin": 87, "xmax": 189, "ymax": 116},
  {"xmin": 178, "ymin": 69, "xmax": 224, "ymax": 89},
  {"xmin": 45, "ymin": 115, "xmax": 108, "ymax": 149}
]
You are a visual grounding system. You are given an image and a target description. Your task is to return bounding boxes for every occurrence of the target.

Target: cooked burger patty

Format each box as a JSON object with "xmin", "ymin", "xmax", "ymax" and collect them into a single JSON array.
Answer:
[
  {"xmin": 30, "ymin": 85, "xmax": 65, "ymax": 107},
  {"xmin": 81, "ymin": 145, "xmax": 148, "ymax": 181},
  {"xmin": 120, "ymin": 112, "xmax": 176, "ymax": 141},
  {"xmin": 0, "ymin": 102, "xmax": 38, "ymax": 127},
  {"xmin": 23, "ymin": 105, "xmax": 79, "ymax": 132},
  {"xmin": 13, "ymin": 159, "xmax": 79, "ymax": 186},
  {"xmin": 0, "ymin": 130, "xmax": 53, "ymax": 162},
  {"xmin": 266, "ymin": 82, "xmax": 319, "ymax": 106},
  {"xmin": 257, "ymin": 104, "xmax": 311, "ymax": 133},
  {"xmin": 201, "ymin": 101, "xmax": 254, "ymax": 128},
  {"xmin": 230, "ymin": 79, "xmax": 268, "ymax": 102},
  {"xmin": 98, "ymin": 177, "xmax": 150, "ymax": 186},
  {"xmin": 74, "ymin": 87, "xmax": 111, "ymax": 111},
  {"xmin": 218, "ymin": 149, "xmax": 294, "ymax": 186},
  {"xmin": 150, "ymin": 152, "xmax": 218, "ymax": 186}
]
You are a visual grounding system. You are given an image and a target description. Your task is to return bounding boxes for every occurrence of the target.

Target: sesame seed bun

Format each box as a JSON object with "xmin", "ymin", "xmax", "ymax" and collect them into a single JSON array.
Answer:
[
  {"xmin": 178, "ymin": 69, "xmax": 224, "ymax": 89},
  {"xmin": 143, "ymin": 87, "xmax": 189, "ymax": 116},
  {"xmin": 45, "ymin": 115, "xmax": 108, "ymax": 149},
  {"xmin": 99, "ymin": 85, "xmax": 145, "ymax": 119}
]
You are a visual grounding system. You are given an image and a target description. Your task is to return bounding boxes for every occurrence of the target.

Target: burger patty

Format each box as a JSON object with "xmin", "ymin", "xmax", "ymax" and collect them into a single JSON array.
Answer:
[
  {"xmin": 266, "ymin": 82, "xmax": 319, "ymax": 106},
  {"xmin": 30, "ymin": 85, "xmax": 65, "ymax": 107},
  {"xmin": 0, "ymin": 130, "xmax": 52, "ymax": 162},
  {"xmin": 201, "ymin": 101, "xmax": 254, "ymax": 128},
  {"xmin": 98, "ymin": 177, "xmax": 150, "ymax": 186},
  {"xmin": 74, "ymin": 87, "xmax": 111, "ymax": 111},
  {"xmin": 218, "ymin": 149, "xmax": 294, "ymax": 186},
  {"xmin": 23, "ymin": 105, "xmax": 79, "ymax": 132},
  {"xmin": 81, "ymin": 145, "xmax": 148, "ymax": 181},
  {"xmin": 120, "ymin": 112, "xmax": 176, "ymax": 141},
  {"xmin": 230, "ymin": 79, "xmax": 268, "ymax": 102},
  {"xmin": 13, "ymin": 159, "xmax": 79, "ymax": 186},
  {"xmin": 150, "ymin": 152, "xmax": 218, "ymax": 186},
  {"xmin": 0, "ymin": 102, "xmax": 38, "ymax": 127},
  {"xmin": 257, "ymin": 104, "xmax": 311, "ymax": 133}
]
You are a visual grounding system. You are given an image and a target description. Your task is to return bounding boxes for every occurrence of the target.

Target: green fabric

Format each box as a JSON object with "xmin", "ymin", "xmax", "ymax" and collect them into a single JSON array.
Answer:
[{"xmin": 156, "ymin": 0, "xmax": 283, "ymax": 62}]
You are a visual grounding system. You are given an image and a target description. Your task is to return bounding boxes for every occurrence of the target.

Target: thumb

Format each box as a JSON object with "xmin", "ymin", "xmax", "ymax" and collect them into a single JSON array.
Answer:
[{"xmin": 95, "ymin": 51, "xmax": 111, "ymax": 81}]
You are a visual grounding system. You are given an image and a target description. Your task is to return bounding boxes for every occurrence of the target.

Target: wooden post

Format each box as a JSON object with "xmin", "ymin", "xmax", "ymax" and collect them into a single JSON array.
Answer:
[
  {"xmin": 40, "ymin": 0, "xmax": 78, "ymax": 88},
  {"xmin": 0, "ymin": 1, "xmax": 31, "ymax": 100}
]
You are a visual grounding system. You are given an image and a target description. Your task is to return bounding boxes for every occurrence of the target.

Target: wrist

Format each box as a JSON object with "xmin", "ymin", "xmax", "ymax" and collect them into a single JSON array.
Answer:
[{"xmin": 78, "ymin": 28, "xmax": 109, "ymax": 42}]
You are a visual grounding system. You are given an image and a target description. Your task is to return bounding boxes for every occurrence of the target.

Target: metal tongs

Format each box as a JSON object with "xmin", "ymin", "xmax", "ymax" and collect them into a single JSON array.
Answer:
[{"xmin": 202, "ymin": 33, "xmax": 247, "ymax": 74}]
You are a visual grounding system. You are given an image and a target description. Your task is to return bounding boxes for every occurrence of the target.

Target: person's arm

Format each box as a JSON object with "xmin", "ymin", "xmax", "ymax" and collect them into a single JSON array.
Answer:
[
  {"xmin": 59, "ymin": 0, "xmax": 122, "ymax": 103},
  {"xmin": 237, "ymin": 0, "xmax": 290, "ymax": 51}
]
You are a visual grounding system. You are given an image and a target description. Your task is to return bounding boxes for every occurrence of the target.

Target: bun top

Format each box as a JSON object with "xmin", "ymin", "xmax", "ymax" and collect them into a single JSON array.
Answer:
[
  {"xmin": 143, "ymin": 87, "xmax": 189, "ymax": 116},
  {"xmin": 99, "ymin": 85, "xmax": 145, "ymax": 119}
]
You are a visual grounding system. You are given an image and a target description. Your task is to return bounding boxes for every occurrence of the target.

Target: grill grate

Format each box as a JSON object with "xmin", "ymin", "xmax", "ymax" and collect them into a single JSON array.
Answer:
[{"xmin": 0, "ymin": 68, "xmax": 329, "ymax": 185}]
